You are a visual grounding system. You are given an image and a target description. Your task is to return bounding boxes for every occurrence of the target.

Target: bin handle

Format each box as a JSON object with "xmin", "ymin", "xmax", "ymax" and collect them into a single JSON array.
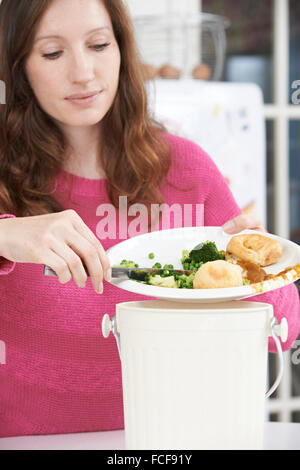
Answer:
[
  {"xmin": 102, "ymin": 314, "xmax": 122, "ymax": 360},
  {"xmin": 265, "ymin": 317, "xmax": 287, "ymax": 399},
  {"xmin": 102, "ymin": 314, "xmax": 287, "ymax": 398}
]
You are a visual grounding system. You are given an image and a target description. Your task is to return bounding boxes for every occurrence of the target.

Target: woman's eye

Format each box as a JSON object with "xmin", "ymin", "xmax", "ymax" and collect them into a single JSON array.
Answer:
[
  {"xmin": 92, "ymin": 43, "xmax": 111, "ymax": 51},
  {"xmin": 42, "ymin": 43, "xmax": 110, "ymax": 60},
  {"xmin": 42, "ymin": 51, "xmax": 62, "ymax": 60}
]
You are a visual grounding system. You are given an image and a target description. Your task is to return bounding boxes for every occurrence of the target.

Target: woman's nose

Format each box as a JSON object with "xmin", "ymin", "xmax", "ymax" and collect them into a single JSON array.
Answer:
[{"xmin": 69, "ymin": 50, "xmax": 95, "ymax": 84}]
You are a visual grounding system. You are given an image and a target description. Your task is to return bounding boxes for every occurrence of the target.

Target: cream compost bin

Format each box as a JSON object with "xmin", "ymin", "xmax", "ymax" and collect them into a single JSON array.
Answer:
[
  {"xmin": 101, "ymin": 227, "xmax": 299, "ymax": 450},
  {"xmin": 102, "ymin": 300, "xmax": 287, "ymax": 450}
]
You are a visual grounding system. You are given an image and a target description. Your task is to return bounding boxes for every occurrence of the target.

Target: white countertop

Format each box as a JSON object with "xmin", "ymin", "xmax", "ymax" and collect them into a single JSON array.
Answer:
[{"xmin": 0, "ymin": 422, "xmax": 299, "ymax": 450}]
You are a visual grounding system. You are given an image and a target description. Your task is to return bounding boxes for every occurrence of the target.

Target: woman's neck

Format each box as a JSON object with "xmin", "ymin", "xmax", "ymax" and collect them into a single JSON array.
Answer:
[
  {"xmin": 61, "ymin": 124, "xmax": 106, "ymax": 179},
  {"xmin": 63, "ymin": 153, "xmax": 106, "ymax": 180}
]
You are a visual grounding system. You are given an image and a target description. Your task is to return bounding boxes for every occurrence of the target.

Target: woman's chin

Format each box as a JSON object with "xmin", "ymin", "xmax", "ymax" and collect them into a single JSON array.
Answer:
[{"xmin": 57, "ymin": 114, "xmax": 105, "ymax": 128}]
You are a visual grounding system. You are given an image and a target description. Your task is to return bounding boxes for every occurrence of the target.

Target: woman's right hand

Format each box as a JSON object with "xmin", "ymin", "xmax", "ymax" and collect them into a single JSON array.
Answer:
[{"xmin": 0, "ymin": 210, "xmax": 111, "ymax": 294}]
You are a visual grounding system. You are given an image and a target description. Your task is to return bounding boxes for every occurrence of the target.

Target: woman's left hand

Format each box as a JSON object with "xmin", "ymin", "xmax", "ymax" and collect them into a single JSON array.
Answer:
[{"xmin": 222, "ymin": 212, "xmax": 267, "ymax": 234}]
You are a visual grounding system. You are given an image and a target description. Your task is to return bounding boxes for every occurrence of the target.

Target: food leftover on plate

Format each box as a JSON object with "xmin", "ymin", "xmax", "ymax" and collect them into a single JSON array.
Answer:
[{"xmin": 115, "ymin": 234, "xmax": 284, "ymax": 289}]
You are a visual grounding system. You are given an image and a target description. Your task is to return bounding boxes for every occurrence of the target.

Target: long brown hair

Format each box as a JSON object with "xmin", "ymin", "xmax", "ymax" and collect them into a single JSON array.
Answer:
[{"xmin": 0, "ymin": 0, "xmax": 172, "ymax": 217}]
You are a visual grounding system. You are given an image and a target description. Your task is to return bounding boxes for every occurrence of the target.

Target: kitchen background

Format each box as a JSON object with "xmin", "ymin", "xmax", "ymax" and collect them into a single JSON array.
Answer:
[{"xmin": 126, "ymin": 0, "xmax": 300, "ymax": 423}]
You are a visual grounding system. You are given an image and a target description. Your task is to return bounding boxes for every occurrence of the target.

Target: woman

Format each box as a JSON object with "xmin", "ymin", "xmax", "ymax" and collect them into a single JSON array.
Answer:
[{"xmin": 0, "ymin": 0, "xmax": 299, "ymax": 438}]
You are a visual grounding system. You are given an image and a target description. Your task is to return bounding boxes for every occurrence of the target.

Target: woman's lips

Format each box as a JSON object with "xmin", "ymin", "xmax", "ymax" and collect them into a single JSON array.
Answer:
[{"xmin": 65, "ymin": 91, "xmax": 101, "ymax": 107}]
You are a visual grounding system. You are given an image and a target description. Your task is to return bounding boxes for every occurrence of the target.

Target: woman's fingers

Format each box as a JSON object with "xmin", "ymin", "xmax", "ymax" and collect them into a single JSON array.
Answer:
[
  {"xmin": 71, "ymin": 213, "xmax": 112, "ymax": 281},
  {"xmin": 0, "ymin": 210, "xmax": 110, "ymax": 293},
  {"xmin": 222, "ymin": 213, "xmax": 266, "ymax": 234},
  {"xmin": 44, "ymin": 210, "xmax": 110, "ymax": 293},
  {"xmin": 66, "ymin": 231, "xmax": 104, "ymax": 293},
  {"xmin": 44, "ymin": 250, "xmax": 73, "ymax": 285},
  {"xmin": 49, "ymin": 235, "xmax": 102, "ymax": 293},
  {"xmin": 48, "ymin": 238, "xmax": 89, "ymax": 288}
]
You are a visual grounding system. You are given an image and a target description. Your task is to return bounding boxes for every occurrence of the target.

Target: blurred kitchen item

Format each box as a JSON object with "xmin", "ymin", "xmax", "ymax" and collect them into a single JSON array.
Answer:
[
  {"xmin": 159, "ymin": 64, "xmax": 182, "ymax": 80},
  {"xmin": 226, "ymin": 55, "xmax": 273, "ymax": 103},
  {"xmin": 133, "ymin": 13, "xmax": 230, "ymax": 81},
  {"xmin": 141, "ymin": 63, "xmax": 159, "ymax": 81},
  {"xmin": 242, "ymin": 200, "xmax": 256, "ymax": 214},
  {"xmin": 192, "ymin": 63, "xmax": 212, "ymax": 80},
  {"xmin": 147, "ymin": 79, "xmax": 267, "ymax": 226}
]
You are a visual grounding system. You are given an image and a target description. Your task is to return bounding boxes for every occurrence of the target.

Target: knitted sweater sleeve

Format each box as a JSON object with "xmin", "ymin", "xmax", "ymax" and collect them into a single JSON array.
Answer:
[
  {"xmin": 203, "ymin": 159, "xmax": 242, "ymax": 226},
  {"xmin": 0, "ymin": 214, "xmax": 17, "ymax": 275},
  {"xmin": 199, "ymin": 147, "xmax": 300, "ymax": 353}
]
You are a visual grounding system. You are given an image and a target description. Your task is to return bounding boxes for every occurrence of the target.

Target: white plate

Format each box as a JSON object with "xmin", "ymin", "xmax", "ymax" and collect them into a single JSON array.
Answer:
[{"xmin": 107, "ymin": 227, "xmax": 300, "ymax": 303}]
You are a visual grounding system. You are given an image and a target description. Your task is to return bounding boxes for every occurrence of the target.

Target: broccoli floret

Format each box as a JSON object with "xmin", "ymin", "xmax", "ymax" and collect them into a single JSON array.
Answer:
[
  {"xmin": 187, "ymin": 241, "xmax": 225, "ymax": 265},
  {"xmin": 181, "ymin": 258, "xmax": 203, "ymax": 272},
  {"xmin": 175, "ymin": 272, "xmax": 196, "ymax": 289},
  {"xmin": 181, "ymin": 250, "xmax": 190, "ymax": 263},
  {"xmin": 147, "ymin": 275, "xmax": 178, "ymax": 288},
  {"xmin": 181, "ymin": 249, "xmax": 205, "ymax": 271},
  {"xmin": 148, "ymin": 253, "xmax": 155, "ymax": 260}
]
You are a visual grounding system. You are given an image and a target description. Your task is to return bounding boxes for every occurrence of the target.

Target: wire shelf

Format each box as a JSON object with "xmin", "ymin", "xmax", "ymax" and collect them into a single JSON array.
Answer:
[{"xmin": 133, "ymin": 13, "xmax": 230, "ymax": 81}]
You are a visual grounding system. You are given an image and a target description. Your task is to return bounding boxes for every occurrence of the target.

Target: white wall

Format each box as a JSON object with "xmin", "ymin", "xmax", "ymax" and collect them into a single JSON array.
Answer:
[{"xmin": 126, "ymin": 0, "xmax": 200, "ymax": 16}]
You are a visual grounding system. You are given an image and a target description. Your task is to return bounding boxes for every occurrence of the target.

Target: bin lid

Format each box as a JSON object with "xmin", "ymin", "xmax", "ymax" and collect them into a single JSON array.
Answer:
[
  {"xmin": 117, "ymin": 299, "xmax": 273, "ymax": 312},
  {"xmin": 116, "ymin": 300, "xmax": 274, "ymax": 331}
]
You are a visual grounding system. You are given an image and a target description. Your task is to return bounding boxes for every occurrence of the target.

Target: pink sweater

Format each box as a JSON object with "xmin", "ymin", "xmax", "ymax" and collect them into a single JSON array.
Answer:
[{"xmin": 0, "ymin": 133, "xmax": 299, "ymax": 438}]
